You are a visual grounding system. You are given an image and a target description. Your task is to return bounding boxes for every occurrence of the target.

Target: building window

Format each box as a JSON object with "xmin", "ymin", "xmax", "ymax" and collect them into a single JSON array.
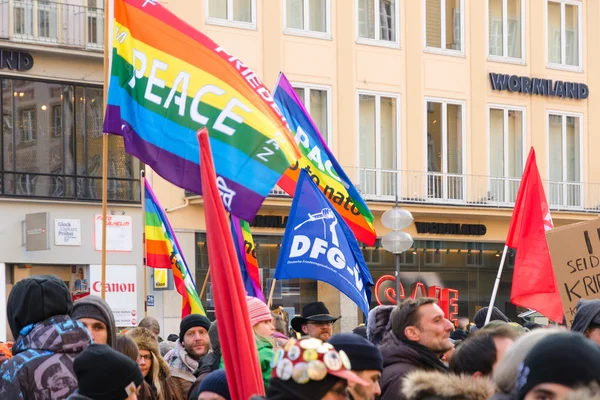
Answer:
[
  {"xmin": 488, "ymin": 106, "xmax": 525, "ymax": 204},
  {"xmin": 547, "ymin": 0, "xmax": 581, "ymax": 69},
  {"xmin": 358, "ymin": 92, "xmax": 399, "ymax": 199},
  {"xmin": 548, "ymin": 112, "xmax": 582, "ymax": 208},
  {"xmin": 1, "ymin": 78, "xmax": 140, "ymax": 201},
  {"xmin": 285, "ymin": 0, "xmax": 329, "ymax": 37},
  {"xmin": 292, "ymin": 84, "xmax": 331, "ymax": 145},
  {"xmin": 488, "ymin": 0, "xmax": 524, "ymax": 60},
  {"xmin": 426, "ymin": 99, "xmax": 465, "ymax": 201},
  {"xmin": 357, "ymin": 0, "xmax": 399, "ymax": 45},
  {"xmin": 426, "ymin": 0, "xmax": 464, "ymax": 53},
  {"xmin": 207, "ymin": 0, "xmax": 255, "ymax": 27}
]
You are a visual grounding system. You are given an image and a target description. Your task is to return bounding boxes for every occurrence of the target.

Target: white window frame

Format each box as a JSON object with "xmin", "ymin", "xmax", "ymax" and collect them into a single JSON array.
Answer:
[
  {"xmin": 355, "ymin": 0, "xmax": 401, "ymax": 49},
  {"xmin": 545, "ymin": 0, "xmax": 583, "ymax": 72},
  {"xmin": 423, "ymin": 97, "xmax": 467, "ymax": 201},
  {"xmin": 356, "ymin": 89, "xmax": 401, "ymax": 200},
  {"xmin": 205, "ymin": 0, "xmax": 257, "ymax": 30},
  {"xmin": 283, "ymin": 0, "xmax": 331, "ymax": 39},
  {"xmin": 423, "ymin": 0, "xmax": 465, "ymax": 56},
  {"xmin": 290, "ymin": 82, "xmax": 333, "ymax": 148},
  {"xmin": 486, "ymin": 0, "xmax": 526, "ymax": 64},
  {"xmin": 486, "ymin": 104, "xmax": 527, "ymax": 204},
  {"xmin": 545, "ymin": 110, "xmax": 584, "ymax": 207}
]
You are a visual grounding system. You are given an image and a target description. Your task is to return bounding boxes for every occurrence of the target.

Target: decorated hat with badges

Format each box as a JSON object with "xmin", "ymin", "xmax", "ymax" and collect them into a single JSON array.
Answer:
[{"xmin": 270, "ymin": 337, "xmax": 368, "ymax": 386}]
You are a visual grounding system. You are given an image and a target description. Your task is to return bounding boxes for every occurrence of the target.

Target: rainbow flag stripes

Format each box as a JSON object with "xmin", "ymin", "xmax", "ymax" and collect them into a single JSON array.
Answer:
[
  {"xmin": 273, "ymin": 73, "xmax": 377, "ymax": 245},
  {"xmin": 144, "ymin": 180, "xmax": 205, "ymax": 317},
  {"xmin": 230, "ymin": 216, "xmax": 264, "ymax": 302},
  {"xmin": 104, "ymin": 0, "xmax": 301, "ymax": 222}
]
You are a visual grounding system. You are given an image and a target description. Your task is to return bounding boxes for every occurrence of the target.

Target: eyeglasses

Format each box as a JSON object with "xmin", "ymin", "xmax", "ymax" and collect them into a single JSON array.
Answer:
[{"xmin": 137, "ymin": 354, "xmax": 152, "ymax": 362}]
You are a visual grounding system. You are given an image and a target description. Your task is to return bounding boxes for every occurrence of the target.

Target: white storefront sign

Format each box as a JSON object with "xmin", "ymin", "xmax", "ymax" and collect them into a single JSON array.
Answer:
[
  {"xmin": 90, "ymin": 265, "xmax": 138, "ymax": 327},
  {"xmin": 94, "ymin": 215, "xmax": 133, "ymax": 252},
  {"xmin": 55, "ymin": 219, "xmax": 81, "ymax": 246}
]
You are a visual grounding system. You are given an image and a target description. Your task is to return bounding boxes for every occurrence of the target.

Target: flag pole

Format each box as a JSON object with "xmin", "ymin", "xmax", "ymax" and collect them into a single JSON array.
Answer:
[
  {"xmin": 199, "ymin": 267, "xmax": 211, "ymax": 299},
  {"xmin": 100, "ymin": 0, "xmax": 110, "ymax": 300},
  {"xmin": 267, "ymin": 278, "xmax": 277, "ymax": 308},
  {"xmin": 485, "ymin": 245, "xmax": 509, "ymax": 325},
  {"xmin": 141, "ymin": 170, "xmax": 147, "ymax": 316}
]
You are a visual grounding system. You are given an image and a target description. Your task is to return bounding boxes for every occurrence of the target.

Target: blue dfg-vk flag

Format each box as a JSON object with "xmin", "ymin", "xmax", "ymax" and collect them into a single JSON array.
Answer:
[{"xmin": 275, "ymin": 169, "xmax": 374, "ymax": 316}]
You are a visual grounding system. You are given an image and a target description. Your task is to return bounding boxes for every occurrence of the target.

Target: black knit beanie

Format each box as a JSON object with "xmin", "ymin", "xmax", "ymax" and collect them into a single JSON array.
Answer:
[
  {"xmin": 74, "ymin": 344, "xmax": 144, "ymax": 400},
  {"xmin": 517, "ymin": 332, "xmax": 600, "ymax": 400},
  {"xmin": 180, "ymin": 314, "xmax": 211, "ymax": 339},
  {"xmin": 7, "ymin": 275, "xmax": 72, "ymax": 338},
  {"xmin": 329, "ymin": 333, "xmax": 383, "ymax": 372},
  {"xmin": 474, "ymin": 306, "xmax": 509, "ymax": 329},
  {"xmin": 266, "ymin": 376, "xmax": 342, "ymax": 400},
  {"xmin": 197, "ymin": 369, "xmax": 230, "ymax": 400}
]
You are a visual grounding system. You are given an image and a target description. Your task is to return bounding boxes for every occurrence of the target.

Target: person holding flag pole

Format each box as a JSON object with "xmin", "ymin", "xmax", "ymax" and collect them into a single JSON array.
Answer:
[{"xmin": 485, "ymin": 148, "xmax": 563, "ymax": 326}]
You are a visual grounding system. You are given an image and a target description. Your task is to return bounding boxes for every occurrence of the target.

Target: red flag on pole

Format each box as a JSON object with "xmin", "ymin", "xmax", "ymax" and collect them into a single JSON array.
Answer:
[
  {"xmin": 507, "ymin": 148, "xmax": 563, "ymax": 323},
  {"xmin": 198, "ymin": 128, "xmax": 265, "ymax": 399}
]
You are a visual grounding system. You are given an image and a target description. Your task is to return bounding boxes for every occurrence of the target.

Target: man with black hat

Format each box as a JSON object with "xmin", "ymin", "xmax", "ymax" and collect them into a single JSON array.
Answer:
[
  {"xmin": 165, "ymin": 314, "xmax": 212, "ymax": 397},
  {"xmin": 71, "ymin": 295, "xmax": 117, "ymax": 348},
  {"xmin": 571, "ymin": 298, "xmax": 600, "ymax": 345},
  {"xmin": 329, "ymin": 333, "xmax": 383, "ymax": 400},
  {"xmin": 291, "ymin": 302, "xmax": 340, "ymax": 342},
  {"xmin": 0, "ymin": 275, "xmax": 92, "ymax": 399},
  {"xmin": 67, "ymin": 344, "xmax": 144, "ymax": 400}
]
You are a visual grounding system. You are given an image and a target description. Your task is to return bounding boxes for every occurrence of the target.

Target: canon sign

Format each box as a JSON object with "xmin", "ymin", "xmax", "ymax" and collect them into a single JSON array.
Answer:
[{"xmin": 92, "ymin": 281, "xmax": 135, "ymax": 292}]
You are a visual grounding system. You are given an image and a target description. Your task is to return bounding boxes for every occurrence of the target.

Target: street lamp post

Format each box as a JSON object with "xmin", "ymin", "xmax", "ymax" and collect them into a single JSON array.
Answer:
[{"xmin": 381, "ymin": 205, "xmax": 414, "ymax": 305}]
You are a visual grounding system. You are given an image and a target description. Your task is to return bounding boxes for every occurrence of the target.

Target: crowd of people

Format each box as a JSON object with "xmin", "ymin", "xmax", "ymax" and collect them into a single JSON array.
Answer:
[{"xmin": 2, "ymin": 275, "xmax": 600, "ymax": 399}]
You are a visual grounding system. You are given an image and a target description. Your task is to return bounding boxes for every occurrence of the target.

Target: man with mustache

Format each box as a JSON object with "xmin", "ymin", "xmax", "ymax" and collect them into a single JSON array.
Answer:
[{"xmin": 291, "ymin": 302, "xmax": 340, "ymax": 342}]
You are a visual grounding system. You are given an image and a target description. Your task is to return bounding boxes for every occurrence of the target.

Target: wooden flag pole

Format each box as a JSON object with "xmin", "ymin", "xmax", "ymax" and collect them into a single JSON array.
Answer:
[
  {"xmin": 267, "ymin": 278, "xmax": 277, "ymax": 308},
  {"xmin": 199, "ymin": 267, "xmax": 211, "ymax": 299},
  {"xmin": 141, "ymin": 170, "xmax": 147, "ymax": 316},
  {"xmin": 100, "ymin": 0, "xmax": 110, "ymax": 300}
]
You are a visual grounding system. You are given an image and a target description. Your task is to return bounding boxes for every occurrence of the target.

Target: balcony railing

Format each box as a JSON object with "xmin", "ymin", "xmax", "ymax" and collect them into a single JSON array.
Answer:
[
  {"xmin": 269, "ymin": 167, "xmax": 600, "ymax": 213},
  {"xmin": 0, "ymin": 0, "xmax": 104, "ymax": 50}
]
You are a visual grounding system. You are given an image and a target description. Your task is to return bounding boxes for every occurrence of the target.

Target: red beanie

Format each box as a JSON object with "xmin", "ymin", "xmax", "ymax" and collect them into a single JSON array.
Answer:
[{"xmin": 246, "ymin": 296, "xmax": 272, "ymax": 327}]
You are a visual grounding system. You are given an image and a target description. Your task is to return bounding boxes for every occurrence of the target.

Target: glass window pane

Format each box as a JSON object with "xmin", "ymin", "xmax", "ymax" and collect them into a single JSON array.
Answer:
[
  {"xmin": 507, "ymin": 0, "xmax": 522, "ymax": 58},
  {"xmin": 359, "ymin": 95, "xmax": 376, "ymax": 168},
  {"xmin": 548, "ymin": 114, "xmax": 563, "ymax": 181},
  {"xmin": 208, "ymin": 0, "xmax": 227, "ymax": 19},
  {"xmin": 489, "ymin": 108, "xmax": 504, "ymax": 177},
  {"xmin": 445, "ymin": 0, "xmax": 461, "ymax": 51},
  {"xmin": 380, "ymin": 96, "xmax": 396, "ymax": 170},
  {"xmin": 447, "ymin": 104, "xmax": 462, "ymax": 174},
  {"xmin": 233, "ymin": 0, "xmax": 252, "ymax": 22},
  {"xmin": 566, "ymin": 116, "xmax": 580, "ymax": 182},
  {"xmin": 488, "ymin": 0, "xmax": 503, "ymax": 56},
  {"xmin": 427, "ymin": 102, "xmax": 442, "ymax": 172},
  {"xmin": 310, "ymin": 89, "xmax": 328, "ymax": 144},
  {"xmin": 309, "ymin": 0, "xmax": 326, "ymax": 32},
  {"xmin": 3, "ymin": 79, "xmax": 14, "ymax": 174},
  {"xmin": 287, "ymin": 0, "xmax": 304, "ymax": 30},
  {"xmin": 293, "ymin": 87, "xmax": 305, "ymax": 104},
  {"xmin": 548, "ymin": 1, "xmax": 562, "ymax": 64},
  {"xmin": 426, "ymin": 0, "xmax": 441, "ymax": 48},
  {"xmin": 565, "ymin": 4, "xmax": 579, "ymax": 66},
  {"xmin": 507, "ymin": 110, "xmax": 523, "ymax": 178},
  {"xmin": 359, "ymin": 0, "xmax": 375, "ymax": 39},
  {"xmin": 379, "ymin": 0, "xmax": 396, "ymax": 41}
]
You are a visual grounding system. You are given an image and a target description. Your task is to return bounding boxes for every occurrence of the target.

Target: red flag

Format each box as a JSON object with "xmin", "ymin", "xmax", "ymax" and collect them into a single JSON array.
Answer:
[
  {"xmin": 508, "ymin": 148, "xmax": 563, "ymax": 322},
  {"xmin": 198, "ymin": 128, "xmax": 265, "ymax": 399}
]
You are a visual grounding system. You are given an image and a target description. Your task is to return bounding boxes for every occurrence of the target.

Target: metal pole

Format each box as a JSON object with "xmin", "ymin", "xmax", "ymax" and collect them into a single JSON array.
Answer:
[
  {"xmin": 485, "ymin": 245, "xmax": 509, "ymax": 325},
  {"xmin": 395, "ymin": 253, "xmax": 401, "ymax": 305}
]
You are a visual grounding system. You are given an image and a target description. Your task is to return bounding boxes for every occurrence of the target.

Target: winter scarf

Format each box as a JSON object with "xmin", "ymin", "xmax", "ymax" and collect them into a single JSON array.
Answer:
[
  {"xmin": 164, "ymin": 340, "xmax": 199, "ymax": 383},
  {"xmin": 401, "ymin": 340, "xmax": 448, "ymax": 373}
]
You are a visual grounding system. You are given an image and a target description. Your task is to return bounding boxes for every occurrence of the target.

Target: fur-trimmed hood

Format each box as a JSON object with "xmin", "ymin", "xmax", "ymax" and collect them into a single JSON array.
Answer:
[
  {"xmin": 402, "ymin": 370, "xmax": 495, "ymax": 400},
  {"xmin": 367, "ymin": 305, "xmax": 394, "ymax": 346},
  {"xmin": 565, "ymin": 383, "xmax": 600, "ymax": 400},
  {"xmin": 127, "ymin": 327, "xmax": 171, "ymax": 380}
]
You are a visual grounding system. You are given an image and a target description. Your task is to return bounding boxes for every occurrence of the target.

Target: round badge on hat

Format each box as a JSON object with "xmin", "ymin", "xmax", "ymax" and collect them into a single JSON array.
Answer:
[
  {"xmin": 339, "ymin": 350, "xmax": 351, "ymax": 370},
  {"xmin": 323, "ymin": 350, "xmax": 342, "ymax": 371},
  {"xmin": 302, "ymin": 348, "xmax": 318, "ymax": 362},
  {"xmin": 288, "ymin": 345, "xmax": 301, "ymax": 361},
  {"xmin": 292, "ymin": 362, "xmax": 310, "ymax": 384},
  {"xmin": 271, "ymin": 348, "xmax": 284, "ymax": 369},
  {"xmin": 284, "ymin": 339, "xmax": 297, "ymax": 352},
  {"xmin": 317, "ymin": 343, "xmax": 333, "ymax": 354},
  {"xmin": 307, "ymin": 360, "xmax": 327, "ymax": 381},
  {"xmin": 300, "ymin": 338, "xmax": 322, "ymax": 350},
  {"xmin": 276, "ymin": 358, "xmax": 293, "ymax": 381}
]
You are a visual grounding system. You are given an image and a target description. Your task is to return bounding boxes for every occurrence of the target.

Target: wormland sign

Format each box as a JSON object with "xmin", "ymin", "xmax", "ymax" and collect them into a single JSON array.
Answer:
[{"xmin": 489, "ymin": 73, "xmax": 589, "ymax": 100}]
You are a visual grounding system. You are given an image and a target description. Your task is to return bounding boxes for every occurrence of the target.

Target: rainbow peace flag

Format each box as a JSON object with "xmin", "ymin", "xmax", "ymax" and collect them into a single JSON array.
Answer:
[
  {"xmin": 144, "ymin": 180, "xmax": 205, "ymax": 317},
  {"xmin": 103, "ymin": 0, "xmax": 301, "ymax": 222},
  {"xmin": 273, "ymin": 73, "xmax": 377, "ymax": 245},
  {"xmin": 230, "ymin": 216, "xmax": 264, "ymax": 302}
]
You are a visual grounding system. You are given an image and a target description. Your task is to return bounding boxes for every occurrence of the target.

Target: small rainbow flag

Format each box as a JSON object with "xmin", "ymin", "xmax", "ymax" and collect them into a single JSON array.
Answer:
[
  {"xmin": 230, "ymin": 216, "xmax": 264, "ymax": 302},
  {"xmin": 144, "ymin": 179, "xmax": 205, "ymax": 317},
  {"xmin": 273, "ymin": 73, "xmax": 377, "ymax": 245},
  {"xmin": 104, "ymin": 0, "xmax": 301, "ymax": 222}
]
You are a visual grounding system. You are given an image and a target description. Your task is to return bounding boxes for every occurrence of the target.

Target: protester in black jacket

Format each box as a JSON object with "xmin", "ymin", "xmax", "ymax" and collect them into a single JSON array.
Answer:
[{"xmin": 571, "ymin": 299, "xmax": 600, "ymax": 345}]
